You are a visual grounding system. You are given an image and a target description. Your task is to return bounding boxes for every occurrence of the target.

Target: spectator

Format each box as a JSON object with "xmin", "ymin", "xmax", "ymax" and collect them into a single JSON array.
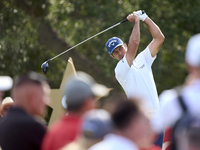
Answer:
[
  {"xmin": 61, "ymin": 109, "xmax": 112, "ymax": 150},
  {"xmin": 173, "ymin": 114, "xmax": 200, "ymax": 150},
  {"xmin": 151, "ymin": 34, "xmax": 200, "ymax": 150},
  {"xmin": 0, "ymin": 97, "xmax": 14, "ymax": 118},
  {"xmin": 41, "ymin": 71, "xmax": 110, "ymax": 150},
  {"xmin": 0, "ymin": 71, "xmax": 50, "ymax": 150},
  {"xmin": 89, "ymin": 95, "xmax": 155, "ymax": 150}
]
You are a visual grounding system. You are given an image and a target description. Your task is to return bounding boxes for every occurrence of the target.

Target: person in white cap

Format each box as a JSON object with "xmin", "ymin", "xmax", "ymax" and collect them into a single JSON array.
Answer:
[
  {"xmin": 0, "ymin": 97, "xmax": 14, "ymax": 118},
  {"xmin": 151, "ymin": 33, "xmax": 200, "ymax": 150}
]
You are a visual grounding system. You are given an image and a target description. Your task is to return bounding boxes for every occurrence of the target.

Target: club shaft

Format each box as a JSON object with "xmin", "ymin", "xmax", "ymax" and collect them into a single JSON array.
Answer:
[{"xmin": 49, "ymin": 19, "xmax": 128, "ymax": 61}]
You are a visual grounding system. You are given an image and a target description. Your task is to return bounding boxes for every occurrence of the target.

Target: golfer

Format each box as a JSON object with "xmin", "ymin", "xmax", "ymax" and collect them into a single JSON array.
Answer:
[
  {"xmin": 106, "ymin": 10, "xmax": 164, "ymax": 148},
  {"xmin": 106, "ymin": 10, "xmax": 164, "ymax": 115}
]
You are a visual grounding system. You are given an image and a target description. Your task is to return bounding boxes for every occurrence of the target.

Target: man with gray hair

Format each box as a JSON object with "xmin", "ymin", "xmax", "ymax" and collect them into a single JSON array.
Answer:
[
  {"xmin": 41, "ymin": 71, "xmax": 110, "ymax": 150},
  {"xmin": 151, "ymin": 34, "xmax": 200, "ymax": 150}
]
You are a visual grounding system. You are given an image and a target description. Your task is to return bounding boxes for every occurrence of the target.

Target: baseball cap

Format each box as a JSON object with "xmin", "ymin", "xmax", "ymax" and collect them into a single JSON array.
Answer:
[
  {"xmin": 185, "ymin": 34, "xmax": 200, "ymax": 68},
  {"xmin": 0, "ymin": 76, "xmax": 13, "ymax": 91},
  {"xmin": 63, "ymin": 72, "xmax": 110, "ymax": 107},
  {"xmin": 82, "ymin": 109, "xmax": 112, "ymax": 139},
  {"xmin": 106, "ymin": 37, "xmax": 124, "ymax": 55}
]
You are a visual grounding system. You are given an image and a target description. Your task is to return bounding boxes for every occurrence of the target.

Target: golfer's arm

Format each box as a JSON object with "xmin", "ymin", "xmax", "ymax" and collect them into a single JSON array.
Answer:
[
  {"xmin": 126, "ymin": 19, "xmax": 140, "ymax": 67},
  {"xmin": 144, "ymin": 17, "xmax": 165, "ymax": 57}
]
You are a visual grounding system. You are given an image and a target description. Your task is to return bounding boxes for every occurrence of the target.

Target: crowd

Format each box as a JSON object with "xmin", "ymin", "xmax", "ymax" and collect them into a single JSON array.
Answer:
[{"xmin": 0, "ymin": 10, "xmax": 200, "ymax": 150}]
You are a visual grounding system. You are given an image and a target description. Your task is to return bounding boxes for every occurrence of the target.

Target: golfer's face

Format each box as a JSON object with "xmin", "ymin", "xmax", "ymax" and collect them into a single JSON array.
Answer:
[{"xmin": 112, "ymin": 46, "xmax": 126, "ymax": 61}]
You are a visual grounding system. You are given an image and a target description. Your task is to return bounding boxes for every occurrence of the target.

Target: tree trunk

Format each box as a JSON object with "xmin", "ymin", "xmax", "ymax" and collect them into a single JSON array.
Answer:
[{"xmin": 14, "ymin": 0, "xmax": 121, "ymax": 90}]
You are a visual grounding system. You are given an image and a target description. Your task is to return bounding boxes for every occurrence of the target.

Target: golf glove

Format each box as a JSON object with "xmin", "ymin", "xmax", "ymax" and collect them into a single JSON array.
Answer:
[{"xmin": 134, "ymin": 10, "xmax": 148, "ymax": 21}]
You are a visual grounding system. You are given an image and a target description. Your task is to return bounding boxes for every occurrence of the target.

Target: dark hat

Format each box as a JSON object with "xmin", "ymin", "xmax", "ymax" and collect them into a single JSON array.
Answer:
[
  {"xmin": 106, "ymin": 37, "xmax": 124, "ymax": 55},
  {"xmin": 82, "ymin": 109, "xmax": 112, "ymax": 139}
]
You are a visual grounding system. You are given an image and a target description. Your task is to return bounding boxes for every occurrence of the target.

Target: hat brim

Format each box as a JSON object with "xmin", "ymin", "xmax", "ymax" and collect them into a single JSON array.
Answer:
[
  {"xmin": 61, "ymin": 95, "xmax": 68, "ymax": 109},
  {"xmin": 91, "ymin": 84, "xmax": 111, "ymax": 99},
  {"xmin": 110, "ymin": 43, "xmax": 123, "ymax": 55}
]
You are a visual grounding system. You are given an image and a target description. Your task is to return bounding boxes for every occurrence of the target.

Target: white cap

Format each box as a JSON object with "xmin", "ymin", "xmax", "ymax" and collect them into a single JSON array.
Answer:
[
  {"xmin": 185, "ymin": 34, "xmax": 200, "ymax": 68},
  {"xmin": 0, "ymin": 76, "xmax": 13, "ymax": 91}
]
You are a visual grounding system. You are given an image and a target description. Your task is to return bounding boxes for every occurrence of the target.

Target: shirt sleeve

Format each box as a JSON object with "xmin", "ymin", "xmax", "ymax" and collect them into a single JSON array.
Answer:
[{"xmin": 136, "ymin": 46, "xmax": 156, "ymax": 67}]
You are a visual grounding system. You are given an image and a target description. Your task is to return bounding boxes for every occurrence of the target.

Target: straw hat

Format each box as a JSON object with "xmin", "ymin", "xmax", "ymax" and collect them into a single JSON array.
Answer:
[{"xmin": 0, "ymin": 97, "xmax": 14, "ymax": 116}]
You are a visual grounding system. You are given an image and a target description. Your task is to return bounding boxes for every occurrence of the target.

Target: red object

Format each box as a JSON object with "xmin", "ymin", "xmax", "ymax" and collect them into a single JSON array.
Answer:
[
  {"xmin": 140, "ymin": 145, "xmax": 162, "ymax": 150},
  {"xmin": 162, "ymin": 127, "xmax": 173, "ymax": 150},
  {"xmin": 141, "ymin": 127, "xmax": 173, "ymax": 150},
  {"xmin": 41, "ymin": 114, "xmax": 82, "ymax": 150}
]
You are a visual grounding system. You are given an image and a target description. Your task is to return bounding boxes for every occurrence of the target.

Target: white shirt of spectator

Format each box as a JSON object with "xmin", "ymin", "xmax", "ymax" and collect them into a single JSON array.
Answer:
[{"xmin": 89, "ymin": 133, "xmax": 139, "ymax": 150}]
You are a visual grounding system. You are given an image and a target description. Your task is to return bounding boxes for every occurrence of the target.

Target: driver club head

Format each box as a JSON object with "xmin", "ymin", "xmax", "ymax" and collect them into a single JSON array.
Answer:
[{"xmin": 41, "ymin": 61, "xmax": 49, "ymax": 74}]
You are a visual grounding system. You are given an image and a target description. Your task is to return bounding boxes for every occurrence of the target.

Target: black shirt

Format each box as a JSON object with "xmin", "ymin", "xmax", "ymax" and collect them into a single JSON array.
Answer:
[{"xmin": 0, "ymin": 107, "xmax": 46, "ymax": 150}]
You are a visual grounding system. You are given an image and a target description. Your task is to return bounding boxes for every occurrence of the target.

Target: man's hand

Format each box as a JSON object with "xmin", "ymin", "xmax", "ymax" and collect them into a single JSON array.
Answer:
[
  {"xmin": 134, "ymin": 10, "xmax": 148, "ymax": 21},
  {"xmin": 127, "ymin": 12, "xmax": 139, "ymax": 23}
]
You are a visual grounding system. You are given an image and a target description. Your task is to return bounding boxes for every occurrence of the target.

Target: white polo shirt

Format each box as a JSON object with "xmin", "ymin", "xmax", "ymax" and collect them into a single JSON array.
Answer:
[
  {"xmin": 115, "ymin": 46, "xmax": 159, "ymax": 115},
  {"xmin": 89, "ymin": 133, "xmax": 139, "ymax": 150}
]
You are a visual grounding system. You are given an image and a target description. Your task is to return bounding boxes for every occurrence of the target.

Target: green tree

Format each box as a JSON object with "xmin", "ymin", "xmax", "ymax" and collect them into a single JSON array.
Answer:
[{"xmin": 1, "ymin": 0, "xmax": 200, "ymax": 95}]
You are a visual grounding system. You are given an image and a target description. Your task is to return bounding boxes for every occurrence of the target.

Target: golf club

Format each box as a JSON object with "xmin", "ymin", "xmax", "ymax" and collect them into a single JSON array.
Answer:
[
  {"xmin": 41, "ymin": 10, "xmax": 145, "ymax": 74},
  {"xmin": 41, "ymin": 19, "xmax": 129, "ymax": 74}
]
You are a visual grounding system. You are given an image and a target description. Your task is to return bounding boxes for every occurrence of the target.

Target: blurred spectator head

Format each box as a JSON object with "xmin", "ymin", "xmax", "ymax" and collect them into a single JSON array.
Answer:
[
  {"xmin": 11, "ymin": 71, "xmax": 50, "ymax": 117},
  {"xmin": 175, "ymin": 114, "xmax": 200, "ymax": 150},
  {"xmin": 63, "ymin": 71, "xmax": 110, "ymax": 113},
  {"xmin": 82, "ymin": 109, "xmax": 112, "ymax": 140},
  {"xmin": 185, "ymin": 34, "xmax": 200, "ymax": 76},
  {"xmin": 111, "ymin": 95, "xmax": 154, "ymax": 149}
]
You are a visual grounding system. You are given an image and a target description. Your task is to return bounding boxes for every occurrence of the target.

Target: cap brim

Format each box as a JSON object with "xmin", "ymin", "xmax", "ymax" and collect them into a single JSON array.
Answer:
[
  {"xmin": 111, "ymin": 43, "xmax": 123, "ymax": 55},
  {"xmin": 91, "ymin": 84, "xmax": 111, "ymax": 99},
  {"xmin": 0, "ymin": 76, "xmax": 13, "ymax": 91},
  {"xmin": 61, "ymin": 95, "xmax": 68, "ymax": 109}
]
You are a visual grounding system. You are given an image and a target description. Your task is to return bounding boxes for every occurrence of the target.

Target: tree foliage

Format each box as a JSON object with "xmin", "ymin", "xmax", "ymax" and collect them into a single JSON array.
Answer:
[{"xmin": 1, "ymin": 0, "xmax": 200, "ymax": 94}]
